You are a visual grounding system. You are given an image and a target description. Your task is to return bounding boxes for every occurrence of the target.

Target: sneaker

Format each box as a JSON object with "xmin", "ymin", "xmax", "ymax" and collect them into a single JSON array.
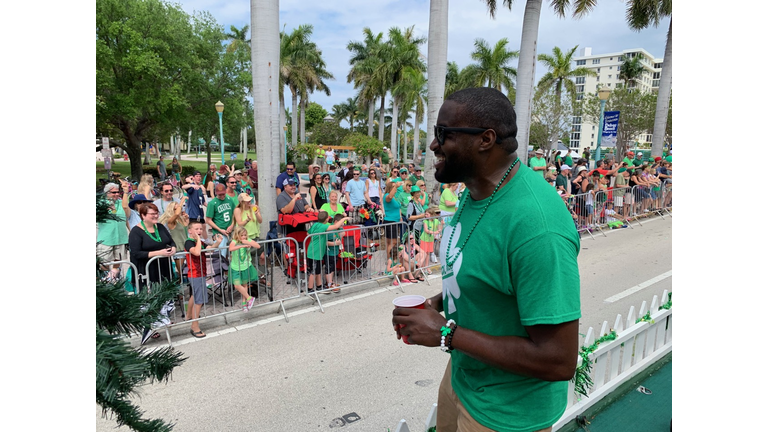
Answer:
[
  {"xmin": 307, "ymin": 288, "xmax": 316, "ymax": 294},
  {"xmin": 241, "ymin": 301, "xmax": 248, "ymax": 311},
  {"xmin": 140, "ymin": 328, "xmax": 156, "ymax": 345},
  {"xmin": 246, "ymin": 296, "xmax": 256, "ymax": 311},
  {"xmin": 332, "ymin": 288, "xmax": 341, "ymax": 293}
]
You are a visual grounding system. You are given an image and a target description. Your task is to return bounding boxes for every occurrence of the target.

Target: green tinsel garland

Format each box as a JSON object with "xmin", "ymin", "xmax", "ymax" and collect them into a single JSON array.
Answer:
[
  {"xmin": 659, "ymin": 292, "xmax": 672, "ymax": 310},
  {"xmin": 572, "ymin": 292, "xmax": 673, "ymax": 398},
  {"xmin": 571, "ymin": 330, "xmax": 618, "ymax": 398}
]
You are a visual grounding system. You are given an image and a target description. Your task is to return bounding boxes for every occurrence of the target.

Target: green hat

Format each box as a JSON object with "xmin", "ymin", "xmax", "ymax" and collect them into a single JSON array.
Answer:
[
  {"xmin": 410, "ymin": 185, "xmax": 421, "ymax": 193},
  {"xmin": 618, "ymin": 168, "xmax": 627, "ymax": 173},
  {"xmin": 399, "ymin": 167, "xmax": 408, "ymax": 173}
]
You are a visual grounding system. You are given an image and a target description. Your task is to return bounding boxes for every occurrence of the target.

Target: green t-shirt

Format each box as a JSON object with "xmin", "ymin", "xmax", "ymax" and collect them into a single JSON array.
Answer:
[
  {"xmin": 439, "ymin": 188, "xmax": 458, "ymax": 213},
  {"xmin": 419, "ymin": 218, "xmax": 440, "ymax": 243},
  {"xmin": 306, "ymin": 222, "xmax": 329, "ymax": 260},
  {"xmin": 320, "ymin": 203, "xmax": 346, "ymax": 219},
  {"xmin": 97, "ymin": 198, "xmax": 128, "ymax": 246},
  {"xmin": 529, "ymin": 156, "xmax": 547, "ymax": 178},
  {"xmin": 205, "ymin": 196, "xmax": 237, "ymax": 231},
  {"xmin": 564, "ymin": 154, "xmax": 573, "ymax": 166},
  {"xmin": 396, "ymin": 187, "xmax": 411, "ymax": 216},
  {"xmin": 408, "ymin": 174, "xmax": 425, "ymax": 185},
  {"xmin": 326, "ymin": 228, "xmax": 342, "ymax": 256},
  {"xmin": 440, "ymin": 164, "xmax": 581, "ymax": 432}
]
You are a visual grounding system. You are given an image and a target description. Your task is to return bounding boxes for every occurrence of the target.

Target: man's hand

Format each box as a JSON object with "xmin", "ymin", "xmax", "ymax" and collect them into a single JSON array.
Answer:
[
  {"xmin": 226, "ymin": 225, "xmax": 234, "ymax": 235},
  {"xmin": 392, "ymin": 306, "xmax": 448, "ymax": 346}
]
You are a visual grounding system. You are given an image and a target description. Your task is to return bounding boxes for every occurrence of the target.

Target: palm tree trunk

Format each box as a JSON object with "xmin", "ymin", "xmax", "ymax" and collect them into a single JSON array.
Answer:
[
  {"xmin": 513, "ymin": 0, "xmax": 543, "ymax": 167},
  {"xmin": 403, "ymin": 122, "xmax": 409, "ymax": 162},
  {"xmin": 424, "ymin": 0, "xmax": 448, "ymax": 201},
  {"xmin": 391, "ymin": 97, "xmax": 399, "ymax": 159},
  {"xmin": 252, "ymin": 0, "xmax": 279, "ymax": 235},
  {"xmin": 378, "ymin": 93, "xmax": 386, "ymax": 142},
  {"xmin": 368, "ymin": 100, "xmax": 375, "ymax": 137},
  {"xmin": 651, "ymin": 18, "xmax": 672, "ymax": 158}
]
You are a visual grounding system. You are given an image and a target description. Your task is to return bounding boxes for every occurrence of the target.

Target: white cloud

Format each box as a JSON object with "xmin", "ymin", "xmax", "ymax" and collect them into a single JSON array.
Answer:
[{"xmin": 173, "ymin": 0, "xmax": 669, "ymax": 121}]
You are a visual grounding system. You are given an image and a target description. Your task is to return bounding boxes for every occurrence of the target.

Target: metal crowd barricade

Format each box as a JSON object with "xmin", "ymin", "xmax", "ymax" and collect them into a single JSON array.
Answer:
[
  {"xmin": 100, "ymin": 260, "xmax": 140, "ymax": 294},
  {"xmin": 403, "ymin": 214, "xmax": 443, "ymax": 283},
  {"xmin": 141, "ymin": 236, "xmax": 302, "ymax": 343},
  {"xmin": 626, "ymin": 184, "xmax": 666, "ymax": 226},
  {"xmin": 568, "ymin": 191, "xmax": 603, "ymax": 239},
  {"xmin": 592, "ymin": 190, "xmax": 631, "ymax": 232},
  {"xmin": 300, "ymin": 220, "xmax": 411, "ymax": 311}
]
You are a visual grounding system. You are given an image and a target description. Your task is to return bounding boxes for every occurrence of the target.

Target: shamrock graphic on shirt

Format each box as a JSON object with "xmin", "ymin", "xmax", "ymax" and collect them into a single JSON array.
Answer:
[{"xmin": 440, "ymin": 222, "xmax": 463, "ymax": 314}]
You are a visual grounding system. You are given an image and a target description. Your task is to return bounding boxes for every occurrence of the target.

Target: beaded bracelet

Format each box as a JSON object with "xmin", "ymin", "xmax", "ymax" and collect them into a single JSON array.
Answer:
[
  {"xmin": 446, "ymin": 324, "xmax": 458, "ymax": 352},
  {"xmin": 440, "ymin": 319, "xmax": 456, "ymax": 352}
]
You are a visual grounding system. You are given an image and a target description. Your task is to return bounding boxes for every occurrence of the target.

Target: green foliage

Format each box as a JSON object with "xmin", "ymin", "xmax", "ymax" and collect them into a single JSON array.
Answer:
[
  {"xmin": 343, "ymin": 133, "xmax": 385, "ymax": 161},
  {"xmin": 580, "ymin": 87, "xmax": 656, "ymax": 157},
  {"xmin": 295, "ymin": 143, "xmax": 321, "ymax": 163},
  {"xmin": 96, "ymin": 194, "xmax": 187, "ymax": 431},
  {"xmin": 304, "ymin": 102, "xmax": 329, "ymax": 131},
  {"xmin": 308, "ymin": 121, "xmax": 350, "ymax": 147},
  {"xmin": 97, "ymin": 0, "xmax": 249, "ymax": 178}
]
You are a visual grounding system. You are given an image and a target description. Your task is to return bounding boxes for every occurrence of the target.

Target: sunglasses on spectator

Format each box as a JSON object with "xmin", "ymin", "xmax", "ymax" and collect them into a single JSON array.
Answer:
[
  {"xmin": 353, "ymin": 173, "xmax": 360, "ymax": 176},
  {"xmin": 163, "ymin": 189, "xmax": 173, "ymax": 193},
  {"xmin": 227, "ymin": 181, "xmax": 236, "ymax": 184},
  {"xmin": 433, "ymin": 125, "xmax": 506, "ymax": 146}
]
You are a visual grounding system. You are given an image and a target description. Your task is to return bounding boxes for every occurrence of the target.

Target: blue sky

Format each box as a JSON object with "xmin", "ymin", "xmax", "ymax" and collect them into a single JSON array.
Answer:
[{"xmin": 174, "ymin": 0, "xmax": 669, "ymax": 124}]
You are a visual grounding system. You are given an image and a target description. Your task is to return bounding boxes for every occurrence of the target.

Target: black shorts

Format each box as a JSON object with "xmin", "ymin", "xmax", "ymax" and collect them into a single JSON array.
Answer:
[
  {"xmin": 324, "ymin": 254, "xmax": 337, "ymax": 272},
  {"xmin": 307, "ymin": 258, "xmax": 323, "ymax": 275},
  {"xmin": 385, "ymin": 222, "xmax": 401, "ymax": 239}
]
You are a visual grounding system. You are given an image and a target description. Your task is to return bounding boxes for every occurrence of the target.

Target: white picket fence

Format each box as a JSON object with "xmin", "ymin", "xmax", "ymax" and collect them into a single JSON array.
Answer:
[{"xmin": 393, "ymin": 288, "xmax": 673, "ymax": 432}]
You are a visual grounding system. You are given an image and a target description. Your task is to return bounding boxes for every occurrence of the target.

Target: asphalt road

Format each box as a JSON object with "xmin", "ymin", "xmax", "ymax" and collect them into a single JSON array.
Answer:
[{"xmin": 96, "ymin": 215, "xmax": 672, "ymax": 432}]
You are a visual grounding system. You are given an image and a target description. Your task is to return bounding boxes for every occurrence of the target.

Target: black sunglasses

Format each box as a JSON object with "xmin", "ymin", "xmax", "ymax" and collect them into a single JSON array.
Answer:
[{"xmin": 434, "ymin": 125, "xmax": 505, "ymax": 146}]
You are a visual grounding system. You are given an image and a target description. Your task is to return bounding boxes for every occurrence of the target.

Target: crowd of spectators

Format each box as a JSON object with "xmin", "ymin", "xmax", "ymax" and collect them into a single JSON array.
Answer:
[{"xmin": 528, "ymin": 148, "xmax": 672, "ymax": 230}]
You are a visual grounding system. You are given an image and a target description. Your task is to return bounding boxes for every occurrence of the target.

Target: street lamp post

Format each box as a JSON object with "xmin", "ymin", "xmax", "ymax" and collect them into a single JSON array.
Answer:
[
  {"xmin": 283, "ymin": 125, "xmax": 288, "ymax": 165},
  {"xmin": 215, "ymin": 101, "xmax": 225, "ymax": 165},
  {"xmin": 396, "ymin": 128, "xmax": 401, "ymax": 163},
  {"xmin": 595, "ymin": 88, "xmax": 611, "ymax": 165}
]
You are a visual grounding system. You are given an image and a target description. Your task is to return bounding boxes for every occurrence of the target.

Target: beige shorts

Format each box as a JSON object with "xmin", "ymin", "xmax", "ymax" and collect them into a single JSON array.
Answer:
[
  {"xmin": 436, "ymin": 359, "xmax": 553, "ymax": 432},
  {"xmin": 97, "ymin": 243, "xmax": 127, "ymax": 264}
]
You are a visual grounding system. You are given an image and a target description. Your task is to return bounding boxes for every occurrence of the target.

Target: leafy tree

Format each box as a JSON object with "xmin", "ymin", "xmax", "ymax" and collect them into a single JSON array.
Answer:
[
  {"xmin": 97, "ymin": 0, "xmax": 247, "ymax": 178},
  {"xmin": 96, "ymin": 194, "xmax": 186, "ymax": 432},
  {"xmin": 581, "ymin": 87, "xmax": 656, "ymax": 157},
  {"xmin": 294, "ymin": 143, "xmax": 321, "ymax": 162},
  {"xmin": 308, "ymin": 121, "xmax": 350, "ymax": 148},
  {"xmin": 343, "ymin": 132, "xmax": 386, "ymax": 164},
  {"xmin": 304, "ymin": 102, "xmax": 329, "ymax": 131},
  {"xmin": 531, "ymin": 88, "xmax": 575, "ymax": 155}
]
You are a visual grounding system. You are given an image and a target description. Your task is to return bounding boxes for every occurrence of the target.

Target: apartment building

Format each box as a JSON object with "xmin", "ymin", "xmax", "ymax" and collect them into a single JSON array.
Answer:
[{"xmin": 569, "ymin": 47, "xmax": 663, "ymax": 152}]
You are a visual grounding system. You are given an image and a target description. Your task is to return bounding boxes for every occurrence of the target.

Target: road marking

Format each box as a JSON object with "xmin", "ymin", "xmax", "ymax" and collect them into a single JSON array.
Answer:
[{"xmin": 604, "ymin": 270, "xmax": 672, "ymax": 303}]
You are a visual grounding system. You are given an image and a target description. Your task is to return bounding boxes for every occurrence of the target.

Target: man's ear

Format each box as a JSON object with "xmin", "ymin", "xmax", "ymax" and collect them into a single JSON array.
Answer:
[{"xmin": 477, "ymin": 129, "xmax": 498, "ymax": 152}]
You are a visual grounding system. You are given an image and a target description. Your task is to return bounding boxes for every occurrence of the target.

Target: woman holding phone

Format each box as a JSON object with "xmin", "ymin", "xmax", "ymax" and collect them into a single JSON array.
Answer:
[{"xmin": 128, "ymin": 202, "xmax": 177, "ymax": 344}]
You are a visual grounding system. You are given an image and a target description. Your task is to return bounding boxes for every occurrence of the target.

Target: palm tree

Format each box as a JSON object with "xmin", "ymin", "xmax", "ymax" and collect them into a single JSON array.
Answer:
[
  {"xmin": 618, "ymin": 55, "xmax": 644, "ymax": 88},
  {"xmin": 347, "ymin": 28, "xmax": 385, "ymax": 137},
  {"xmin": 225, "ymin": 24, "xmax": 250, "ymax": 54},
  {"xmin": 463, "ymin": 38, "xmax": 519, "ymax": 92},
  {"xmin": 484, "ymin": 0, "xmax": 598, "ymax": 165},
  {"xmin": 251, "ymin": 0, "xmax": 280, "ymax": 234},
  {"xmin": 397, "ymin": 68, "xmax": 428, "ymax": 162},
  {"xmin": 536, "ymin": 45, "xmax": 594, "ymax": 153},
  {"xmin": 625, "ymin": 0, "xmax": 671, "ymax": 159},
  {"xmin": 537, "ymin": 45, "xmax": 596, "ymax": 100},
  {"xmin": 376, "ymin": 26, "xmax": 426, "ymax": 161}
]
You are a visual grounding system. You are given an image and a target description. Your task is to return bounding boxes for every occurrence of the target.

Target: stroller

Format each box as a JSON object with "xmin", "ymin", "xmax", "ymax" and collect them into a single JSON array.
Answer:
[
  {"xmin": 336, "ymin": 225, "xmax": 374, "ymax": 282},
  {"xmin": 205, "ymin": 250, "xmax": 231, "ymax": 306}
]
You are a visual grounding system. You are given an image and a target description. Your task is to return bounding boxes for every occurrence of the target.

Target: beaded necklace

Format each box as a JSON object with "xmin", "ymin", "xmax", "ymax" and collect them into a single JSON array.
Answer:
[
  {"xmin": 444, "ymin": 157, "xmax": 519, "ymax": 272},
  {"xmin": 141, "ymin": 221, "xmax": 162, "ymax": 243}
]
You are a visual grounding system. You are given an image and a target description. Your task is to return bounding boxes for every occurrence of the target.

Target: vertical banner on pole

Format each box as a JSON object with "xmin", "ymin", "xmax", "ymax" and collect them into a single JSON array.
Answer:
[{"xmin": 601, "ymin": 111, "xmax": 620, "ymax": 148}]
